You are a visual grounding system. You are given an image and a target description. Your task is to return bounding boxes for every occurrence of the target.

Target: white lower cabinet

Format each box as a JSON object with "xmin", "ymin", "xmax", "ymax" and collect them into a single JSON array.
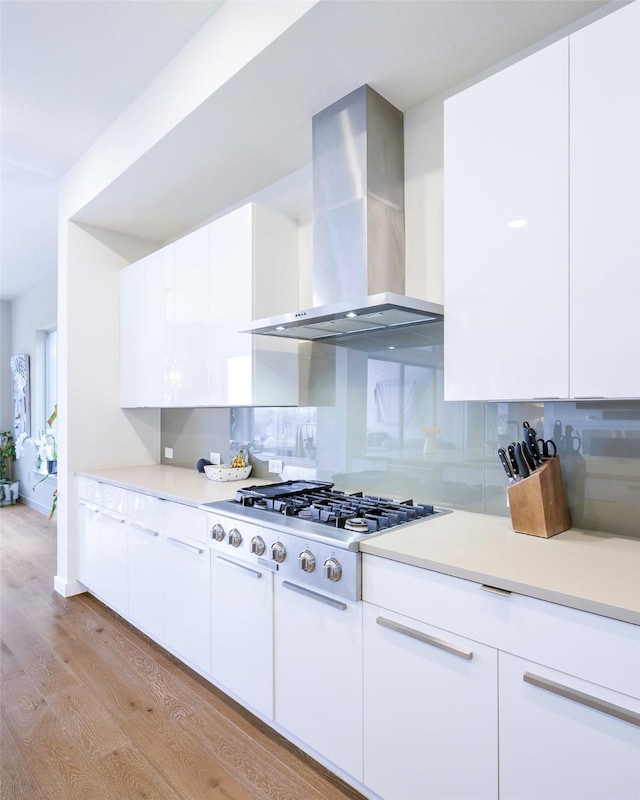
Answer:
[
  {"xmin": 274, "ymin": 576, "xmax": 363, "ymax": 782},
  {"xmin": 77, "ymin": 496, "xmax": 128, "ymax": 617},
  {"xmin": 363, "ymin": 603, "xmax": 498, "ymax": 800},
  {"xmin": 210, "ymin": 551, "xmax": 274, "ymax": 719},
  {"xmin": 127, "ymin": 492, "xmax": 211, "ymax": 676},
  {"xmin": 128, "ymin": 520, "xmax": 165, "ymax": 643},
  {"xmin": 499, "ymin": 652, "xmax": 640, "ymax": 800},
  {"xmin": 163, "ymin": 534, "xmax": 210, "ymax": 675}
]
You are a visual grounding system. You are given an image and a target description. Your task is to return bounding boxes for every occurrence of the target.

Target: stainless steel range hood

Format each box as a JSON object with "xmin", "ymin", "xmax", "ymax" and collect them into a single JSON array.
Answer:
[{"xmin": 240, "ymin": 85, "xmax": 444, "ymax": 347}]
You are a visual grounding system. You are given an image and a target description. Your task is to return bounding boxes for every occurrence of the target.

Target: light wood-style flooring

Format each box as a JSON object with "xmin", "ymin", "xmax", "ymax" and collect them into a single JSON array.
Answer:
[{"xmin": 0, "ymin": 503, "xmax": 366, "ymax": 800}]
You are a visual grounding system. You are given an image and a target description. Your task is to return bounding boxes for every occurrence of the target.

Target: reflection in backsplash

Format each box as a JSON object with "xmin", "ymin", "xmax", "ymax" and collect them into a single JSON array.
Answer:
[{"xmin": 229, "ymin": 357, "xmax": 640, "ymax": 539}]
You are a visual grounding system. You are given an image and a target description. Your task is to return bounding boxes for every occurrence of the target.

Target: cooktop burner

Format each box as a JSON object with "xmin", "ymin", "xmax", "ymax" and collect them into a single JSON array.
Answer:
[{"xmin": 229, "ymin": 480, "xmax": 441, "ymax": 533}]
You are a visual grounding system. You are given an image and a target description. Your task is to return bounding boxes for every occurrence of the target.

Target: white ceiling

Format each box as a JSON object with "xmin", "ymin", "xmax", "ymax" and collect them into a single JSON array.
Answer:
[
  {"xmin": 0, "ymin": 0, "xmax": 222, "ymax": 301},
  {"xmin": 0, "ymin": 0, "xmax": 619, "ymax": 302}
]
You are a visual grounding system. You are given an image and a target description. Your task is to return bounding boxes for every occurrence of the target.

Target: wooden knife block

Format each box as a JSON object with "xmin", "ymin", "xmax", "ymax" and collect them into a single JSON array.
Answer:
[{"xmin": 507, "ymin": 457, "xmax": 571, "ymax": 538}]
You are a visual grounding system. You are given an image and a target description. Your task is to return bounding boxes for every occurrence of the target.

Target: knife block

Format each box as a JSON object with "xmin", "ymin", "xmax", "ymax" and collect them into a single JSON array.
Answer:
[{"xmin": 507, "ymin": 457, "xmax": 571, "ymax": 538}]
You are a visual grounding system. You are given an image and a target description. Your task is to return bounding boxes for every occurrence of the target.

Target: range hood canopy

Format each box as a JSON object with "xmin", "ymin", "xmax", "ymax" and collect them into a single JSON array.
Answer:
[{"xmin": 242, "ymin": 85, "xmax": 444, "ymax": 345}]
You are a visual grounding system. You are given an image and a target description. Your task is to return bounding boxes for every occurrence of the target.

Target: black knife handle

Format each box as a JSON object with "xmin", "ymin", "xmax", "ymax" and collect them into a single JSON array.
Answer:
[
  {"xmin": 514, "ymin": 443, "xmax": 530, "ymax": 478},
  {"xmin": 521, "ymin": 440, "xmax": 537, "ymax": 472},
  {"xmin": 507, "ymin": 443, "xmax": 519, "ymax": 476},
  {"xmin": 525, "ymin": 426, "xmax": 542, "ymax": 464},
  {"xmin": 497, "ymin": 448, "xmax": 514, "ymax": 481}
]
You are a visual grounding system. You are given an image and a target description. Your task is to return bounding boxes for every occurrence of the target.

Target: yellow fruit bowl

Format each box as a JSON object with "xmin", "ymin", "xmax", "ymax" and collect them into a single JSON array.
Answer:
[{"xmin": 204, "ymin": 464, "xmax": 252, "ymax": 482}]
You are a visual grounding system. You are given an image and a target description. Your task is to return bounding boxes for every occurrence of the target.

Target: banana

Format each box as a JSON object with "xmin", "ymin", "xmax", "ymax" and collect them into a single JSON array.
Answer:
[{"xmin": 231, "ymin": 452, "xmax": 246, "ymax": 468}]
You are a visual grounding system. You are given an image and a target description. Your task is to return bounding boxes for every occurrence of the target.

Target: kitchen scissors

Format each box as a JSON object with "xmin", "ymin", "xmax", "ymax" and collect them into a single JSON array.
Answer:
[{"xmin": 536, "ymin": 437, "xmax": 557, "ymax": 459}]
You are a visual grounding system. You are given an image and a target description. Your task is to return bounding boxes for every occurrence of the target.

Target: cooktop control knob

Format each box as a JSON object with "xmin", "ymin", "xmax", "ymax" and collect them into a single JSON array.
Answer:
[
  {"xmin": 228, "ymin": 528, "xmax": 242, "ymax": 548},
  {"xmin": 323, "ymin": 557, "xmax": 342, "ymax": 582},
  {"xmin": 250, "ymin": 535, "xmax": 265, "ymax": 556},
  {"xmin": 298, "ymin": 550, "xmax": 316, "ymax": 573},
  {"xmin": 211, "ymin": 523, "xmax": 225, "ymax": 542},
  {"xmin": 271, "ymin": 542, "xmax": 286, "ymax": 563}
]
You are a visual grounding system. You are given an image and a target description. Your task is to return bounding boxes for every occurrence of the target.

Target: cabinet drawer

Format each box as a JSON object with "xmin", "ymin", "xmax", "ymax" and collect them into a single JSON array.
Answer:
[
  {"xmin": 77, "ymin": 477, "xmax": 129, "ymax": 513},
  {"xmin": 499, "ymin": 652, "xmax": 640, "ymax": 800},
  {"xmin": 129, "ymin": 492, "xmax": 206, "ymax": 543},
  {"xmin": 363, "ymin": 555, "xmax": 640, "ymax": 698}
]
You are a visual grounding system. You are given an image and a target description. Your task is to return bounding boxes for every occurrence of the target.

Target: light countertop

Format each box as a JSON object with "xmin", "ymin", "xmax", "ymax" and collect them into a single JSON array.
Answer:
[
  {"xmin": 360, "ymin": 510, "xmax": 640, "ymax": 626},
  {"xmin": 76, "ymin": 464, "xmax": 273, "ymax": 506},
  {"xmin": 77, "ymin": 465, "xmax": 640, "ymax": 626}
]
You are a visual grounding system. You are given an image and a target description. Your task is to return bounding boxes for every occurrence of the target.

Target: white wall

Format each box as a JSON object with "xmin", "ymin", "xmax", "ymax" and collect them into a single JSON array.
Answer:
[
  {"xmin": 55, "ymin": 220, "xmax": 161, "ymax": 595},
  {"xmin": 0, "ymin": 300, "xmax": 12, "ymax": 431}
]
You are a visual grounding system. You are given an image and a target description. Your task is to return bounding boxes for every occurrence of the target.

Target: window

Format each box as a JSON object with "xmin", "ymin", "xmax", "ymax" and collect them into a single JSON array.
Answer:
[{"xmin": 45, "ymin": 329, "xmax": 57, "ymax": 435}]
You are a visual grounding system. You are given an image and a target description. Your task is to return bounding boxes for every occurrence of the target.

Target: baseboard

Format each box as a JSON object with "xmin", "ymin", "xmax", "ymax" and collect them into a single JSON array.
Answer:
[
  {"xmin": 19, "ymin": 495, "xmax": 51, "ymax": 516},
  {"xmin": 54, "ymin": 576, "xmax": 87, "ymax": 597}
]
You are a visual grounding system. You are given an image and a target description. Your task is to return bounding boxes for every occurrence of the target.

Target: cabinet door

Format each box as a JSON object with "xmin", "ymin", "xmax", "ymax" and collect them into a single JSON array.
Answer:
[
  {"xmin": 94, "ymin": 507, "xmax": 129, "ymax": 617},
  {"xmin": 173, "ymin": 226, "xmax": 210, "ymax": 407},
  {"xmin": 499, "ymin": 652, "xmax": 640, "ymax": 800},
  {"xmin": 274, "ymin": 577, "xmax": 363, "ymax": 781},
  {"xmin": 128, "ymin": 521, "xmax": 165, "ymax": 642},
  {"xmin": 569, "ymin": 1, "xmax": 640, "ymax": 399},
  {"xmin": 444, "ymin": 40, "xmax": 569, "ymax": 401},
  {"xmin": 163, "ymin": 534, "xmax": 211, "ymax": 675},
  {"xmin": 77, "ymin": 501, "xmax": 100, "ymax": 591},
  {"xmin": 363, "ymin": 603, "xmax": 498, "ymax": 800},
  {"xmin": 120, "ymin": 258, "xmax": 147, "ymax": 407},
  {"xmin": 211, "ymin": 552, "xmax": 274, "ymax": 719},
  {"xmin": 208, "ymin": 206, "xmax": 253, "ymax": 405},
  {"xmin": 145, "ymin": 244, "xmax": 174, "ymax": 407}
]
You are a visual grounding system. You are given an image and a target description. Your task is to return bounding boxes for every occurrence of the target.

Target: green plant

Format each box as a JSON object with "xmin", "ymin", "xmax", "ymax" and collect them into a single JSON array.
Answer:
[{"xmin": 0, "ymin": 431, "xmax": 18, "ymax": 505}]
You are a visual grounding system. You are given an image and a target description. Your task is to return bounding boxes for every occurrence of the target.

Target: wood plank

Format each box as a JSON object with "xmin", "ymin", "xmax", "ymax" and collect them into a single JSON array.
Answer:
[
  {"xmin": 1, "ymin": 671, "xmax": 116, "ymax": 800},
  {"xmin": 95, "ymin": 744, "xmax": 184, "ymax": 800},
  {"xmin": 0, "ymin": 717, "xmax": 47, "ymax": 800},
  {"xmin": 1, "ymin": 600, "xmax": 80, "ymax": 699}
]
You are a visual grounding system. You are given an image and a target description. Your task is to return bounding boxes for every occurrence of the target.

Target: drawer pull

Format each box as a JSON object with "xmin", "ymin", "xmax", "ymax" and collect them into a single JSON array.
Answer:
[
  {"xmin": 282, "ymin": 581, "xmax": 347, "ymax": 610},
  {"xmin": 98, "ymin": 509, "xmax": 125, "ymax": 523},
  {"xmin": 481, "ymin": 584, "xmax": 511, "ymax": 597},
  {"xmin": 376, "ymin": 616, "xmax": 473, "ymax": 660},
  {"xmin": 523, "ymin": 672, "xmax": 640, "ymax": 727},
  {"xmin": 130, "ymin": 523, "xmax": 159, "ymax": 537},
  {"xmin": 216, "ymin": 555, "xmax": 262, "ymax": 579},
  {"xmin": 167, "ymin": 537, "xmax": 203, "ymax": 555}
]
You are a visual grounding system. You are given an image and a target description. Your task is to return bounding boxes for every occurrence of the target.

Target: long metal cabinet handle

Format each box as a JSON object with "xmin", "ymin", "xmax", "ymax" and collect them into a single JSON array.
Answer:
[
  {"xmin": 523, "ymin": 672, "xmax": 640, "ymax": 728},
  {"xmin": 376, "ymin": 616, "xmax": 473, "ymax": 660},
  {"xmin": 282, "ymin": 581, "xmax": 347, "ymax": 610},
  {"xmin": 481, "ymin": 584, "xmax": 512, "ymax": 597},
  {"xmin": 97, "ymin": 509, "xmax": 126, "ymax": 524},
  {"xmin": 129, "ymin": 522, "xmax": 159, "ymax": 537},
  {"xmin": 216, "ymin": 555, "xmax": 262, "ymax": 579},
  {"xmin": 167, "ymin": 537, "xmax": 203, "ymax": 555}
]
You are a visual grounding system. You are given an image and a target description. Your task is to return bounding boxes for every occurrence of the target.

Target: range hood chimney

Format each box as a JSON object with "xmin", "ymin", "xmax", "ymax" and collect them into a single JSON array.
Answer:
[{"xmin": 240, "ymin": 85, "xmax": 444, "ymax": 348}]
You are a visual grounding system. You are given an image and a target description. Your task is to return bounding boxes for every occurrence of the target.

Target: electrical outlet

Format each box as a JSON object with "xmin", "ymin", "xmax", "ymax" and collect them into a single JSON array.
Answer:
[
  {"xmin": 268, "ymin": 459, "xmax": 283, "ymax": 474},
  {"xmin": 209, "ymin": 452, "xmax": 221, "ymax": 465},
  {"xmin": 164, "ymin": 447, "xmax": 173, "ymax": 459}
]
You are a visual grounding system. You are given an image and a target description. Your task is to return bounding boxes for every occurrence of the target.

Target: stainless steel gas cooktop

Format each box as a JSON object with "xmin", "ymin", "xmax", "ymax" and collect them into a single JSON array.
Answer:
[{"xmin": 201, "ymin": 480, "xmax": 450, "ymax": 551}]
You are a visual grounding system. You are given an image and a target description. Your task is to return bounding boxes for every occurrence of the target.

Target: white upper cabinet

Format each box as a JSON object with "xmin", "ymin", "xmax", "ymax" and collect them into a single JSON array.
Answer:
[
  {"xmin": 208, "ymin": 203, "xmax": 299, "ymax": 406},
  {"xmin": 173, "ymin": 226, "xmax": 211, "ymax": 407},
  {"xmin": 569, "ymin": 0, "xmax": 640, "ymax": 399},
  {"xmin": 120, "ymin": 258, "xmax": 147, "ymax": 407},
  {"xmin": 444, "ymin": 40, "xmax": 569, "ymax": 401},
  {"xmin": 445, "ymin": 1, "xmax": 640, "ymax": 401},
  {"xmin": 120, "ymin": 202, "xmax": 299, "ymax": 407},
  {"xmin": 145, "ymin": 243, "xmax": 174, "ymax": 407}
]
